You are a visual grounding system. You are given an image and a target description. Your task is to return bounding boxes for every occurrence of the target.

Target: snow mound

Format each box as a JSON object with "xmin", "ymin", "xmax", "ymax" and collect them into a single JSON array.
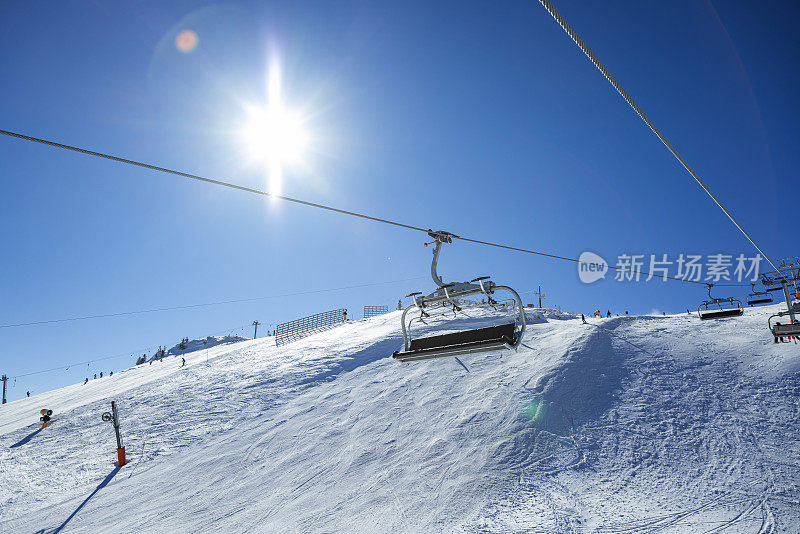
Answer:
[
  {"xmin": 1, "ymin": 304, "xmax": 798, "ymax": 532},
  {"xmin": 524, "ymin": 307, "xmax": 577, "ymax": 323},
  {"xmin": 161, "ymin": 335, "xmax": 248, "ymax": 359}
]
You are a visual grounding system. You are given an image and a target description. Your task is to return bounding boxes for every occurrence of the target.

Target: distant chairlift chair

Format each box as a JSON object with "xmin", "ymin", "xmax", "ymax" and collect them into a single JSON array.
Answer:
[
  {"xmin": 392, "ymin": 231, "xmax": 526, "ymax": 362},
  {"xmin": 746, "ymin": 283, "xmax": 773, "ymax": 306},
  {"xmin": 697, "ymin": 284, "xmax": 743, "ymax": 320}
]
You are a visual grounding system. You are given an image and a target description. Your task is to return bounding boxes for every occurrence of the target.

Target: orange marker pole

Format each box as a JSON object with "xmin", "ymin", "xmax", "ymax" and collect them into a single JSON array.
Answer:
[{"xmin": 105, "ymin": 401, "xmax": 127, "ymax": 467}]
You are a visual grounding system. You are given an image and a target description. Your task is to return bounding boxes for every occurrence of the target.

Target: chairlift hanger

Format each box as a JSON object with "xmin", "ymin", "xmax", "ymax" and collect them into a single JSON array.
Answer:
[{"xmin": 392, "ymin": 230, "xmax": 526, "ymax": 362}]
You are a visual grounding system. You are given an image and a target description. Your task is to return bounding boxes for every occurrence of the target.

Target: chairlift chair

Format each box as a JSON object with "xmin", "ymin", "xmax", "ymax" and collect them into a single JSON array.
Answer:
[
  {"xmin": 769, "ymin": 315, "xmax": 800, "ymax": 341},
  {"xmin": 768, "ymin": 299, "xmax": 800, "ymax": 341},
  {"xmin": 762, "ymin": 270, "xmax": 800, "ymax": 341},
  {"xmin": 746, "ymin": 283, "xmax": 773, "ymax": 306},
  {"xmin": 392, "ymin": 230, "xmax": 526, "ymax": 362},
  {"xmin": 697, "ymin": 284, "xmax": 743, "ymax": 320}
]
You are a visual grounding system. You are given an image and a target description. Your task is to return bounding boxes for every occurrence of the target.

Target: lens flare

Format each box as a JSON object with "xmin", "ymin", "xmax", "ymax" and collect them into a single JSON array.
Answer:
[
  {"xmin": 523, "ymin": 399, "xmax": 545, "ymax": 422},
  {"xmin": 175, "ymin": 30, "xmax": 199, "ymax": 53}
]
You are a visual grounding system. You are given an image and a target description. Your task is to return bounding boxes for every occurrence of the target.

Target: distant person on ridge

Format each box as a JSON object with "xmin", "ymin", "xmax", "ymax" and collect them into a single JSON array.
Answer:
[
  {"xmin": 182, "ymin": 357, "xmax": 185, "ymax": 367},
  {"xmin": 84, "ymin": 378, "xmax": 88, "ymax": 385},
  {"xmin": 581, "ymin": 314, "xmax": 587, "ymax": 324},
  {"xmin": 606, "ymin": 310, "xmax": 611, "ymax": 317}
]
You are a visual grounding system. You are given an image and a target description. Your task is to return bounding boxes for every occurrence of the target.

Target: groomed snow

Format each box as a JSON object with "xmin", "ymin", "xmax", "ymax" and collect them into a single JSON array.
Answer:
[{"xmin": 1, "ymin": 304, "xmax": 798, "ymax": 532}]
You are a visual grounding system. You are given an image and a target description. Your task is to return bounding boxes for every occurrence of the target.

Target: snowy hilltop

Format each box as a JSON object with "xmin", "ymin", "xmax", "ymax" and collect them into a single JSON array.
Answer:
[
  {"xmin": 1, "ymin": 304, "xmax": 798, "ymax": 532},
  {"xmin": 160, "ymin": 335, "xmax": 248, "ymax": 359},
  {"xmin": 137, "ymin": 335, "xmax": 249, "ymax": 364}
]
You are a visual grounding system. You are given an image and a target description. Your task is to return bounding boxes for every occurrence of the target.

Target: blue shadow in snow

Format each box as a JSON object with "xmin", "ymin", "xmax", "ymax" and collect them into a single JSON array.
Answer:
[
  {"xmin": 50, "ymin": 465, "xmax": 121, "ymax": 534},
  {"xmin": 454, "ymin": 357, "xmax": 470, "ymax": 373},
  {"xmin": 10, "ymin": 427, "xmax": 44, "ymax": 448},
  {"xmin": 295, "ymin": 336, "xmax": 403, "ymax": 388}
]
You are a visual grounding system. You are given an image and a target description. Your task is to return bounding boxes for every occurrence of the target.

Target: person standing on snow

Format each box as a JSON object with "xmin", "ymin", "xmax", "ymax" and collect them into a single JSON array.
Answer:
[
  {"xmin": 181, "ymin": 357, "xmax": 185, "ymax": 367},
  {"xmin": 581, "ymin": 314, "xmax": 587, "ymax": 324}
]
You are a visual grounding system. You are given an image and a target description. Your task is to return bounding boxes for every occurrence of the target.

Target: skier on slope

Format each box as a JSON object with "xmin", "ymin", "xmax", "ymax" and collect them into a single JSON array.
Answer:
[{"xmin": 181, "ymin": 357, "xmax": 185, "ymax": 367}]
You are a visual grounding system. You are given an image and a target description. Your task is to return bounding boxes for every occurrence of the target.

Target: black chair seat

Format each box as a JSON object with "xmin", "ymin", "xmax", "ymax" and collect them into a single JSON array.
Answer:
[
  {"xmin": 747, "ymin": 298, "xmax": 773, "ymax": 305},
  {"xmin": 699, "ymin": 308, "xmax": 743, "ymax": 320},
  {"xmin": 393, "ymin": 323, "xmax": 517, "ymax": 362},
  {"xmin": 773, "ymin": 323, "xmax": 800, "ymax": 336}
]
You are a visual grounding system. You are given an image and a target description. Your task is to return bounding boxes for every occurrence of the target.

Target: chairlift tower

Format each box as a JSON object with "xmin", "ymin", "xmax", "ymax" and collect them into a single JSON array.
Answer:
[
  {"xmin": 534, "ymin": 286, "xmax": 546, "ymax": 308},
  {"xmin": 763, "ymin": 258, "xmax": 800, "ymax": 340}
]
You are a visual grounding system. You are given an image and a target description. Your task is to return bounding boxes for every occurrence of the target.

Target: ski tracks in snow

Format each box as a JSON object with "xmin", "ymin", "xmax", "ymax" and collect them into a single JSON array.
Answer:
[{"xmin": 468, "ymin": 313, "xmax": 800, "ymax": 532}]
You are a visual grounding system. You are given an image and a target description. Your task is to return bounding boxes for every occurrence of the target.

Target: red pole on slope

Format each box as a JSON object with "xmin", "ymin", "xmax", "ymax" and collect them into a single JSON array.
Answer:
[
  {"xmin": 1, "ymin": 374, "xmax": 7, "ymax": 404},
  {"xmin": 102, "ymin": 401, "xmax": 126, "ymax": 466}
]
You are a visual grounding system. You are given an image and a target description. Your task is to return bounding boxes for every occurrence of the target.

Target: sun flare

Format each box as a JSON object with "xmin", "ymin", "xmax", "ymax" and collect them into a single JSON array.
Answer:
[{"xmin": 241, "ymin": 57, "xmax": 309, "ymax": 194}]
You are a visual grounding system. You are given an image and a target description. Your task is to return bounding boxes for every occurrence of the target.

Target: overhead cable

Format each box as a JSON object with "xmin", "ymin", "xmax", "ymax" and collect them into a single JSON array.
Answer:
[
  {"xmin": 0, "ymin": 276, "xmax": 427, "ymax": 329},
  {"xmin": 536, "ymin": 0, "xmax": 780, "ymax": 273},
  {"xmin": 0, "ymin": 128, "xmax": 750, "ymax": 287}
]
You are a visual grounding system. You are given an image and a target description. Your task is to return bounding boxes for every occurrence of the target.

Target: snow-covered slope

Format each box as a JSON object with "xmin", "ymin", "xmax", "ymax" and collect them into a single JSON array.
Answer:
[
  {"xmin": 1, "ymin": 304, "xmax": 798, "ymax": 533},
  {"xmin": 159, "ymin": 334, "xmax": 248, "ymax": 360}
]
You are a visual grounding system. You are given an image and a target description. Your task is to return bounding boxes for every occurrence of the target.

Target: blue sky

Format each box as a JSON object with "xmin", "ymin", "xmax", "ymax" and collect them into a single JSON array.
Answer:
[{"xmin": 1, "ymin": 1, "xmax": 797, "ymax": 400}]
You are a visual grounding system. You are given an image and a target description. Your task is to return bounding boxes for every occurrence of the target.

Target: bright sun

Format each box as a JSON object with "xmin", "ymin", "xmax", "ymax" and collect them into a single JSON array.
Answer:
[
  {"xmin": 243, "ymin": 105, "xmax": 308, "ymax": 166},
  {"xmin": 242, "ymin": 57, "xmax": 309, "ymax": 193}
]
